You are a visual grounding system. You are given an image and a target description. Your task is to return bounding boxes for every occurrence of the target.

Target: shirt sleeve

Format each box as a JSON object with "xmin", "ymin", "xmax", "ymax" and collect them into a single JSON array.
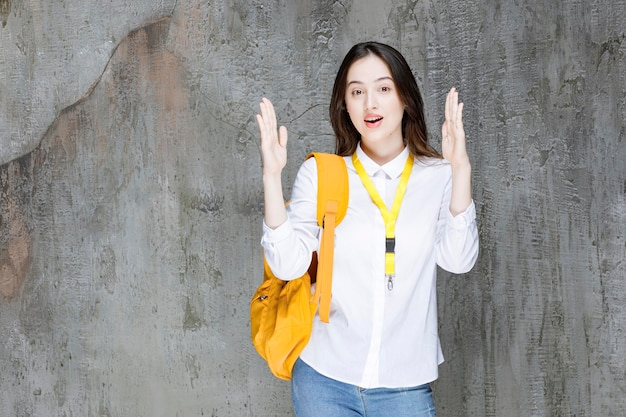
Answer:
[
  {"xmin": 260, "ymin": 158, "xmax": 321, "ymax": 280},
  {"xmin": 434, "ymin": 174, "xmax": 480, "ymax": 274}
]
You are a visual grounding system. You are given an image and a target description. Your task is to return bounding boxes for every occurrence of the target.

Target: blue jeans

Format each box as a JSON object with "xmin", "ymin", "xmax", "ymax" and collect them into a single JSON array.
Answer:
[{"xmin": 291, "ymin": 358, "xmax": 437, "ymax": 417}]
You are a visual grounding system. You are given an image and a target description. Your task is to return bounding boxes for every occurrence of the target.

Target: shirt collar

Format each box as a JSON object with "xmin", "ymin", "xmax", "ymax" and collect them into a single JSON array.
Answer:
[{"xmin": 355, "ymin": 143, "xmax": 410, "ymax": 179}]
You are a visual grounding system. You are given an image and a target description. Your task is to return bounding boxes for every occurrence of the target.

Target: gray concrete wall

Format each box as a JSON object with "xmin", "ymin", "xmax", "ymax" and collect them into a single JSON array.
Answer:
[{"xmin": 0, "ymin": 0, "xmax": 624, "ymax": 416}]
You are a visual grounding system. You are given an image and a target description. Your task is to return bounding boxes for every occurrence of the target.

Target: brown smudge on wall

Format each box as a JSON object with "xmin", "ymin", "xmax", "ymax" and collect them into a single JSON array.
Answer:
[
  {"xmin": 0, "ymin": 157, "xmax": 34, "ymax": 300},
  {"xmin": 0, "ymin": 0, "xmax": 9, "ymax": 28},
  {"xmin": 113, "ymin": 18, "xmax": 188, "ymax": 159},
  {"xmin": 0, "ymin": 17, "xmax": 177, "ymax": 301}
]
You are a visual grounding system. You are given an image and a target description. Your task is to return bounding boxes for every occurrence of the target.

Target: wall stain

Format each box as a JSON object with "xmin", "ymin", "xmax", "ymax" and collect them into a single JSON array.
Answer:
[
  {"xmin": 184, "ymin": 354, "xmax": 201, "ymax": 388},
  {"xmin": 599, "ymin": 35, "xmax": 623, "ymax": 58},
  {"xmin": 0, "ymin": 0, "xmax": 10, "ymax": 28},
  {"xmin": 188, "ymin": 191, "xmax": 224, "ymax": 214},
  {"xmin": 183, "ymin": 297, "xmax": 206, "ymax": 331},
  {"xmin": 97, "ymin": 245, "xmax": 118, "ymax": 294},
  {"xmin": 0, "ymin": 155, "xmax": 34, "ymax": 300}
]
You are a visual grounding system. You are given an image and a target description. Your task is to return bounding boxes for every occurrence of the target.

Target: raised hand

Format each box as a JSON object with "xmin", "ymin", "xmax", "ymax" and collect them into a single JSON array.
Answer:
[
  {"xmin": 441, "ymin": 88, "xmax": 470, "ymax": 169},
  {"xmin": 256, "ymin": 97, "xmax": 288, "ymax": 176},
  {"xmin": 256, "ymin": 98, "xmax": 289, "ymax": 228},
  {"xmin": 441, "ymin": 88, "xmax": 472, "ymax": 215}
]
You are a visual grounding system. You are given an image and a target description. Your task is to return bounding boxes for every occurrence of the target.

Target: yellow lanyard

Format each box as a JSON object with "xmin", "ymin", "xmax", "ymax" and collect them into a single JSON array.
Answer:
[{"xmin": 352, "ymin": 152, "xmax": 414, "ymax": 290}]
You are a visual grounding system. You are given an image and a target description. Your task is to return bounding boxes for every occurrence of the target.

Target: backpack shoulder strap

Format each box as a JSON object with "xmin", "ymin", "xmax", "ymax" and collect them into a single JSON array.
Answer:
[
  {"xmin": 306, "ymin": 152, "xmax": 349, "ymax": 227},
  {"xmin": 305, "ymin": 152, "xmax": 348, "ymax": 323}
]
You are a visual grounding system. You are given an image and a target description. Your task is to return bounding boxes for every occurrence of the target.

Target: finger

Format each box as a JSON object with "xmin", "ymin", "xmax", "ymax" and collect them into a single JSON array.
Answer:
[
  {"xmin": 257, "ymin": 114, "xmax": 272, "ymax": 152},
  {"xmin": 444, "ymin": 88, "xmax": 452, "ymax": 122},
  {"xmin": 258, "ymin": 104, "xmax": 275, "ymax": 148},
  {"xmin": 263, "ymin": 98, "xmax": 278, "ymax": 135},
  {"xmin": 257, "ymin": 105, "xmax": 270, "ymax": 140},
  {"xmin": 450, "ymin": 89, "xmax": 458, "ymax": 123},
  {"xmin": 278, "ymin": 125, "xmax": 288, "ymax": 148},
  {"xmin": 448, "ymin": 88, "xmax": 460, "ymax": 129},
  {"xmin": 457, "ymin": 102, "xmax": 464, "ymax": 128},
  {"xmin": 259, "ymin": 99, "xmax": 272, "ymax": 130},
  {"xmin": 258, "ymin": 101, "xmax": 267, "ymax": 132},
  {"xmin": 256, "ymin": 113, "xmax": 264, "ymax": 135},
  {"xmin": 260, "ymin": 100, "xmax": 278, "ymax": 142}
]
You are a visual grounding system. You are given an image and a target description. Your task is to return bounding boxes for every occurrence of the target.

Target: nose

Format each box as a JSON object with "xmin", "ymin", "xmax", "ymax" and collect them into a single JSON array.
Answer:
[{"xmin": 365, "ymin": 92, "xmax": 378, "ymax": 110}]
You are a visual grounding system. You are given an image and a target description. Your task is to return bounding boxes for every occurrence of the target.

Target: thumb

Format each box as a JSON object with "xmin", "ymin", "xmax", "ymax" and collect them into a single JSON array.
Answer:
[{"xmin": 278, "ymin": 126, "xmax": 288, "ymax": 148}]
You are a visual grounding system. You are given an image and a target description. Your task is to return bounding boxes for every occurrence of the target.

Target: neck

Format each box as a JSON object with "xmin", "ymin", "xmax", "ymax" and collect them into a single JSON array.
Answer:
[{"xmin": 360, "ymin": 140, "xmax": 405, "ymax": 165}]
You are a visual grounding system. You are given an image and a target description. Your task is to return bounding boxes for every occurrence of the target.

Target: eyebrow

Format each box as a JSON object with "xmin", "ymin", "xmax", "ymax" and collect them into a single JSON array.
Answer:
[{"xmin": 347, "ymin": 76, "xmax": 394, "ymax": 86}]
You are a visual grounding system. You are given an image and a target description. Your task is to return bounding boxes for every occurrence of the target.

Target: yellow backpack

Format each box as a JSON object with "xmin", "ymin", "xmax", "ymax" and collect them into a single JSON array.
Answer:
[{"xmin": 250, "ymin": 152, "xmax": 349, "ymax": 380}]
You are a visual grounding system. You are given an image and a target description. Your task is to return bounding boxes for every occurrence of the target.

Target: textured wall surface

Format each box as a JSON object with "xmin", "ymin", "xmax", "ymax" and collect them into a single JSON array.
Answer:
[{"xmin": 1, "ymin": 0, "xmax": 625, "ymax": 416}]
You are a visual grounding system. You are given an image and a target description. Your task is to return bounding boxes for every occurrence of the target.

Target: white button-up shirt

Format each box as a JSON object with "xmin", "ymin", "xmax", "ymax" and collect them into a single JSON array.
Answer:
[{"xmin": 261, "ymin": 145, "xmax": 479, "ymax": 388}]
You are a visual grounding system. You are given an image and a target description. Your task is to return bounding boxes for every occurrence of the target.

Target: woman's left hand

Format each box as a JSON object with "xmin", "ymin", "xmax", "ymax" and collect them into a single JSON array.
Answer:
[{"xmin": 441, "ymin": 88, "xmax": 470, "ymax": 169}]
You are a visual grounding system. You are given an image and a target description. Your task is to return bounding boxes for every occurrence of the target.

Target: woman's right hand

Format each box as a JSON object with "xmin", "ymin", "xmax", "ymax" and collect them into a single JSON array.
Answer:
[{"xmin": 256, "ymin": 98, "xmax": 288, "ymax": 176}]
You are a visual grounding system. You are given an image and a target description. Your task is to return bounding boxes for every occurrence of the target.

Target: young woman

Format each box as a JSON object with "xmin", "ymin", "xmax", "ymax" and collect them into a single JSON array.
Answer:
[{"xmin": 256, "ymin": 42, "xmax": 479, "ymax": 417}]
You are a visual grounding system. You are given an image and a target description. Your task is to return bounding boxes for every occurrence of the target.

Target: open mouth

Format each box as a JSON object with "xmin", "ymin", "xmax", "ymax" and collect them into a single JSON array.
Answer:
[{"xmin": 364, "ymin": 116, "xmax": 383, "ymax": 127}]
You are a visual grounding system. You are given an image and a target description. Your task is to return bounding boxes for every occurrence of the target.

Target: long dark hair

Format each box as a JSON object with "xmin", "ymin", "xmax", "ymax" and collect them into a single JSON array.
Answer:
[{"xmin": 329, "ymin": 42, "xmax": 441, "ymax": 159}]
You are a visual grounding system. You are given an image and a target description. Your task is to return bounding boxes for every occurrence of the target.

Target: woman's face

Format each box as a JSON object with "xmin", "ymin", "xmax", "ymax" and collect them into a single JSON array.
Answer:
[{"xmin": 344, "ymin": 54, "xmax": 405, "ymax": 156}]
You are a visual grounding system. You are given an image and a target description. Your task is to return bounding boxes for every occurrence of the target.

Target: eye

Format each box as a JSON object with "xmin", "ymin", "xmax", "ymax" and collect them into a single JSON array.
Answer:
[
  {"xmin": 351, "ymin": 89, "xmax": 364, "ymax": 96},
  {"xmin": 380, "ymin": 85, "xmax": 392, "ymax": 93}
]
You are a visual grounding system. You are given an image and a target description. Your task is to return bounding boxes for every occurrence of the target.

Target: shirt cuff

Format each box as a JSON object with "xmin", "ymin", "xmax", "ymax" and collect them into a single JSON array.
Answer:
[
  {"xmin": 261, "ymin": 218, "xmax": 294, "ymax": 245},
  {"xmin": 446, "ymin": 200, "xmax": 476, "ymax": 229}
]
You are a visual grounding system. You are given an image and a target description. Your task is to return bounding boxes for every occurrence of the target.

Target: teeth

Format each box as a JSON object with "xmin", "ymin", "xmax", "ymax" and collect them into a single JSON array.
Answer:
[{"xmin": 366, "ymin": 117, "xmax": 382, "ymax": 122}]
